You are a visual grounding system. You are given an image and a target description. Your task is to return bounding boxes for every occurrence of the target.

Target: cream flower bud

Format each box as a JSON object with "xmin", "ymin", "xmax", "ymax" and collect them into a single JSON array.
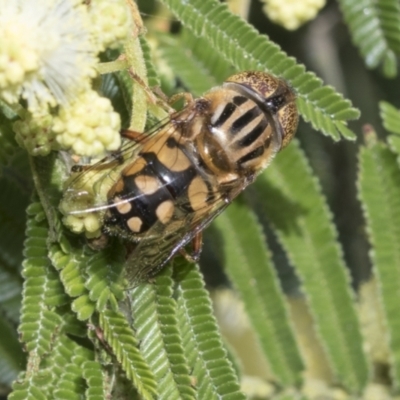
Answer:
[
  {"xmin": 89, "ymin": 0, "xmax": 132, "ymax": 52},
  {"xmin": 262, "ymin": 0, "xmax": 326, "ymax": 30},
  {"xmin": 0, "ymin": 0, "xmax": 97, "ymax": 112},
  {"xmin": 13, "ymin": 112, "xmax": 59, "ymax": 156},
  {"xmin": 54, "ymin": 89, "xmax": 121, "ymax": 157}
]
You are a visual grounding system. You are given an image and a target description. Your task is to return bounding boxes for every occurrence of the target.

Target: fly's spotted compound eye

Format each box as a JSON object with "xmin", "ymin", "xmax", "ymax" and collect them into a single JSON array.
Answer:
[{"xmin": 60, "ymin": 70, "xmax": 298, "ymax": 284}]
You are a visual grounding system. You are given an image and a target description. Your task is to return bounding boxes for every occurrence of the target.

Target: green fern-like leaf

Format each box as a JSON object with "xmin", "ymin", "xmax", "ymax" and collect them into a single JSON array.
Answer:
[
  {"xmin": 181, "ymin": 29, "xmax": 234, "ymax": 84},
  {"xmin": 214, "ymin": 199, "xmax": 304, "ymax": 386},
  {"xmin": 338, "ymin": 0, "xmax": 400, "ymax": 77},
  {"xmin": 85, "ymin": 242, "xmax": 125, "ymax": 311},
  {"xmin": 379, "ymin": 101, "xmax": 400, "ymax": 167},
  {"xmin": 160, "ymin": 0, "xmax": 359, "ymax": 140},
  {"xmin": 57, "ymin": 307, "xmax": 87, "ymax": 338},
  {"xmin": 18, "ymin": 202, "xmax": 62, "ymax": 356},
  {"xmin": 174, "ymin": 259, "xmax": 246, "ymax": 400},
  {"xmin": 130, "ymin": 268, "xmax": 196, "ymax": 399},
  {"xmin": 53, "ymin": 351, "xmax": 93, "ymax": 400},
  {"xmin": 49, "ymin": 243, "xmax": 96, "ymax": 321},
  {"xmin": 158, "ymin": 33, "xmax": 225, "ymax": 97},
  {"xmin": 42, "ymin": 263, "xmax": 67, "ymax": 308},
  {"xmin": 254, "ymin": 140, "xmax": 370, "ymax": 393},
  {"xmin": 82, "ymin": 360, "xmax": 107, "ymax": 400},
  {"xmin": 376, "ymin": 0, "xmax": 400, "ymax": 53},
  {"xmin": 49, "ymin": 243, "xmax": 86, "ymax": 297},
  {"xmin": 29, "ymin": 155, "xmax": 67, "ymax": 243},
  {"xmin": 9, "ymin": 369, "xmax": 52, "ymax": 400},
  {"xmin": 380, "ymin": 100, "xmax": 400, "ymax": 134},
  {"xmin": 39, "ymin": 336, "xmax": 78, "ymax": 399},
  {"xmin": 357, "ymin": 138, "xmax": 400, "ymax": 389},
  {"xmin": 71, "ymin": 293, "xmax": 96, "ymax": 321},
  {"xmin": 42, "ymin": 334, "xmax": 77, "ymax": 381},
  {"xmin": 140, "ymin": 35, "xmax": 161, "ymax": 88},
  {"xmin": 99, "ymin": 309, "xmax": 158, "ymax": 399}
]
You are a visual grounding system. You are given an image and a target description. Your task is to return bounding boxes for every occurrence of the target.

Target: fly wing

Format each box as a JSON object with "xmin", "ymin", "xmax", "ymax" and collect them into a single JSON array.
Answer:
[{"xmin": 123, "ymin": 190, "xmax": 233, "ymax": 286}]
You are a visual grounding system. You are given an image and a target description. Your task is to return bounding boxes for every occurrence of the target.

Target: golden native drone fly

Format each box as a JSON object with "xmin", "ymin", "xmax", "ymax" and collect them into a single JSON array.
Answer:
[{"xmin": 60, "ymin": 71, "xmax": 298, "ymax": 284}]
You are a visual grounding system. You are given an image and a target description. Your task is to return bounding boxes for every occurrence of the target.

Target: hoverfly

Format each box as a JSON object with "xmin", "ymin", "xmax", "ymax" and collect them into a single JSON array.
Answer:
[{"xmin": 60, "ymin": 71, "xmax": 298, "ymax": 284}]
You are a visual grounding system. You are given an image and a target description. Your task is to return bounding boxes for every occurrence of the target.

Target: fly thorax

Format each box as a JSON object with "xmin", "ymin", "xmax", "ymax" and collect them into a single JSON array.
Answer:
[{"xmin": 196, "ymin": 89, "xmax": 281, "ymax": 180}]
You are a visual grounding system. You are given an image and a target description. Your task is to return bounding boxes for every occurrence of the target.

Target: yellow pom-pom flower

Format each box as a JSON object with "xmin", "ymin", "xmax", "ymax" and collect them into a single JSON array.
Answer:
[
  {"xmin": 262, "ymin": 0, "xmax": 326, "ymax": 30},
  {"xmin": 89, "ymin": 0, "xmax": 132, "ymax": 52},
  {"xmin": 13, "ymin": 112, "xmax": 59, "ymax": 156},
  {"xmin": 0, "ymin": 0, "xmax": 97, "ymax": 112},
  {"xmin": 53, "ymin": 89, "xmax": 121, "ymax": 157}
]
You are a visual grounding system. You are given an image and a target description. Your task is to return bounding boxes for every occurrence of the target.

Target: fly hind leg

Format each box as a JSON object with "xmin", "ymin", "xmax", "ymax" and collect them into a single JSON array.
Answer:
[
  {"xmin": 120, "ymin": 129, "xmax": 152, "ymax": 144},
  {"xmin": 168, "ymin": 92, "xmax": 194, "ymax": 110},
  {"xmin": 128, "ymin": 68, "xmax": 195, "ymax": 114},
  {"xmin": 179, "ymin": 232, "xmax": 203, "ymax": 264},
  {"xmin": 70, "ymin": 150, "xmax": 124, "ymax": 173}
]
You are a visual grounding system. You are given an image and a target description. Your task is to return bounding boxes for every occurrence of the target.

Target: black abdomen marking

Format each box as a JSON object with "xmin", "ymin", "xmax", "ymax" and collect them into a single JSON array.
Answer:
[{"xmin": 105, "ymin": 149, "xmax": 199, "ymax": 236}]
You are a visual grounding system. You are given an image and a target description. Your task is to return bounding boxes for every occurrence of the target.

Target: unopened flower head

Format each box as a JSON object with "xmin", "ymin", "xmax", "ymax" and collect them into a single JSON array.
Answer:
[
  {"xmin": 0, "ymin": 0, "xmax": 97, "ymax": 112},
  {"xmin": 53, "ymin": 89, "xmax": 121, "ymax": 157},
  {"xmin": 13, "ymin": 112, "xmax": 59, "ymax": 156},
  {"xmin": 89, "ymin": 0, "xmax": 132, "ymax": 52},
  {"xmin": 262, "ymin": 0, "xmax": 326, "ymax": 30}
]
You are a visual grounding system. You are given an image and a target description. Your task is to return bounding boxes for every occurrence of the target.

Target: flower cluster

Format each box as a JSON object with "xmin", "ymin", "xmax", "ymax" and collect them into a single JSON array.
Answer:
[
  {"xmin": 53, "ymin": 90, "xmax": 121, "ymax": 156},
  {"xmin": 262, "ymin": 0, "xmax": 326, "ymax": 30},
  {"xmin": 0, "ymin": 0, "xmax": 96, "ymax": 112},
  {"xmin": 89, "ymin": 0, "xmax": 132, "ymax": 52},
  {"xmin": 0, "ymin": 0, "xmax": 132, "ymax": 157},
  {"xmin": 13, "ymin": 112, "xmax": 59, "ymax": 156}
]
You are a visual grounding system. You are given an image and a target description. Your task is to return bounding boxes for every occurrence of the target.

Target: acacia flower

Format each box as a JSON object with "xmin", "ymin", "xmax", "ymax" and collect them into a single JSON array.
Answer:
[
  {"xmin": 53, "ymin": 89, "xmax": 121, "ymax": 157},
  {"xmin": 262, "ymin": 0, "xmax": 326, "ymax": 30},
  {"xmin": 0, "ymin": 0, "xmax": 97, "ymax": 112},
  {"xmin": 88, "ymin": 0, "xmax": 132, "ymax": 52},
  {"xmin": 13, "ymin": 112, "xmax": 59, "ymax": 156}
]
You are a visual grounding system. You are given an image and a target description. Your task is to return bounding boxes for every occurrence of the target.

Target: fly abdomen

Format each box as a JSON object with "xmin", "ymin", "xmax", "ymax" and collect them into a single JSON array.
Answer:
[{"xmin": 104, "ymin": 133, "xmax": 210, "ymax": 239}]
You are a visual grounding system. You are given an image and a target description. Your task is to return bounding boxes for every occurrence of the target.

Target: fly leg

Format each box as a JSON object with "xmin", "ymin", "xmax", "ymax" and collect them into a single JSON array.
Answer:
[
  {"xmin": 120, "ymin": 129, "xmax": 151, "ymax": 144},
  {"xmin": 168, "ymin": 92, "xmax": 194, "ymax": 109},
  {"xmin": 70, "ymin": 154, "xmax": 123, "ymax": 173},
  {"xmin": 179, "ymin": 232, "xmax": 203, "ymax": 263},
  {"xmin": 127, "ymin": 69, "xmax": 175, "ymax": 114}
]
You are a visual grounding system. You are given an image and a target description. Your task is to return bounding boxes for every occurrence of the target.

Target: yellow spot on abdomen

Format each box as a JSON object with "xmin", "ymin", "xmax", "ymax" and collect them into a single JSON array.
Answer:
[
  {"xmin": 134, "ymin": 175, "xmax": 159, "ymax": 195},
  {"xmin": 127, "ymin": 216, "xmax": 143, "ymax": 233},
  {"xmin": 156, "ymin": 200, "xmax": 175, "ymax": 224},
  {"xmin": 188, "ymin": 176, "xmax": 208, "ymax": 211},
  {"xmin": 144, "ymin": 134, "xmax": 191, "ymax": 172},
  {"xmin": 114, "ymin": 196, "xmax": 132, "ymax": 214},
  {"xmin": 123, "ymin": 157, "xmax": 147, "ymax": 177}
]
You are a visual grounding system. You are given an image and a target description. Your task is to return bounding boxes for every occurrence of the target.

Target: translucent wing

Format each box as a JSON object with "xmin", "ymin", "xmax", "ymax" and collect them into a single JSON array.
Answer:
[{"xmin": 124, "ymin": 189, "xmax": 234, "ymax": 285}]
